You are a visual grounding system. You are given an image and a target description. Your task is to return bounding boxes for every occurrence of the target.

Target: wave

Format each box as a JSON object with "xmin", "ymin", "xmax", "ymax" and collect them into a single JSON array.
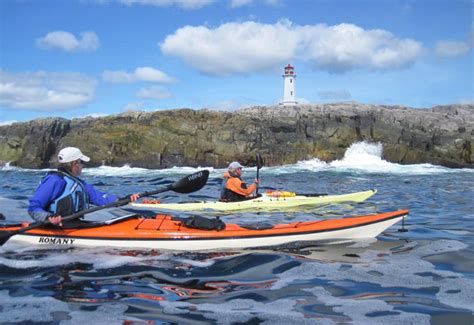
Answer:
[
  {"xmin": 1, "ymin": 163, "xmax": 215, "ymax": 177},
  {"xmin": 83, "ymin": 164, "xmax": 216, "ymax": 177},
  {"xmin": 0, "ymin": 162, "xmax": 53, "ymax": 173},
  {"xmin": 265, "ymin": 141, "xmax": 471, "ymax": 175},
  {"xmin": 2, "ymin": 142, "xmax": 472, "ymax": 176}
]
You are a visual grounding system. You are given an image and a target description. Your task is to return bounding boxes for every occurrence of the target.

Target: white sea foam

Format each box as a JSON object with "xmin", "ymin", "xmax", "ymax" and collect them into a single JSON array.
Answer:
[
  {"xmin": 0, "ymin": 290, "xmax": 140, "ymax": 323},
  {"xmin": 83, "ymin": 164, "xmax": 215, "ymax": 177},
  {"xmin": 160, "ymin": 298, "xmax": 317, "ymax": 324},
  {"xmin": 0, "ymin": 162, "xmax": 15, "ymax": 171},
  {"xmin": 0, "ymin": 290, "xmax": 69, "ymax": 323},
  {"xmin": 284, "ymin": 141, "xmax": 472, "ymax": 175},
  {"xmin": 0, "ymin": 245, "xmax": 217, "ymax": 273},
  {"xmin": 65, "ymin": 304, "xmax": 142, "ymax": 324},
  {"xmin": 0, "ymin": 249, "xmax": 142, "ymax": 269},
  {"xmin": 2, "ymin": 141, "xmax": 471, "ymax": 177},
  {"xmin": 159, "ymin": 290, "xmax": 430, "ymax": 324},
  {"xmin": 173, "ymin": 257, "xmax": 215, "ymax": 268},
  {"xmin": 0, "ymin": 246, "xmax": 175, "ymax": 270},
  {"xmin": 0, "ymin": 162, "xmax": 52, "ymax": 172},
  {"xmin": 272, "ymin": 239, "xmax": 474, "ymax": 312},
  {"xmin": 306, "ymin": 286, "xmax": 431, "ymax": 324}
]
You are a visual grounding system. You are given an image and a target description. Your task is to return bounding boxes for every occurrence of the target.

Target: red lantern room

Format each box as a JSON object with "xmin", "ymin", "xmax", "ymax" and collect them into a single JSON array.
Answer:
[{"xmin": 284, "ymin": 64, "xmax": 294, "ymax": 76}]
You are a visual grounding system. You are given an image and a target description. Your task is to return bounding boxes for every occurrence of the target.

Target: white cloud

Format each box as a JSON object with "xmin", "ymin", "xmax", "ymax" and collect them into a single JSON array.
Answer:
[
  {"xmin": 0, "ymin": 120, "xmax": 18, "ymax": 126},
  {"xmin": 263, "ymin": 0, "xmax": 281, "ymax": 6},
  {"xmin": 435, "ymin": 41, "xmax": 471, "ymax": 57},
  {"xmin": 160, "ymin": 20, "xmax": 423, "ymax": 75},
  {"xmin": 0, "ymin": 71, "xmax": 96, "ymax": 111},
  {"xmin": 435, "ymin": 23, "xmax": 474, "ymax": 58},
  {"xmin": 123, "ymin": 101, "xmax": 146, "ymax": 111},
  {"xmin": 36, "ymin": 31, "xmax": 100, "ymax": 52},
  {"xmin": 469, "ymin": 22, "xmax": 474, "ymax": 46},
  {"xmin": 102, "ymin": 70, "xmax": 134, "ymax": 83},
  {"xmin": 81, "ymin": 0, "xmax": 112, "ymax": 3},
  {"xmin": 92, "ymin": 0, "xmax": 286, "ymax": 9},
  {"xmin": 135, "ymin": 67, "xmax": 175, "ymax": 82},
  {"xmin": 102, "ymin": 67, "xmax": 175, "ymax": 83},
  {"xmin": 80, "ymin": 113, "xmax": 109, "ymax": 118},
  {"xmin": 161, "ymin": 20, "xmax": 299, "ymax": 76},
  {"xmin": 295, "ymin": 97, "xmax": 310, "ymax": 104},
  {"xmin": 318, "ymin": 89, "xmax": 352, "ymax": 100},
  {"xmin": 229, "ymin": 0, "xmax": 281, "ymax": 7},
  {"xmin": 459, "ymin": 98, "xmax": 474, "ymax": 105},
  {"xmin": 206, "ymin": 99, "xmax": 245, "ymax": 111},
  {"xmin": 230, "ymin": 0, "xmax": 252, "ymax": 8},
  {"xmin": 137, "ymin": 85, "xmax": 171, "ymax": 99},
  {"xmin": 302, "ymin": 23, "xmax": 422, "ymax": 72},
  {"xmin": 119, "ymin": 0, "xmax": 215, "ymax": 9}
]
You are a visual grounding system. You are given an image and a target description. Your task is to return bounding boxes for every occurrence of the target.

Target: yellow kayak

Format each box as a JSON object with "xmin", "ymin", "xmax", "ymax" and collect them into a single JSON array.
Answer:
[{"xmin": 130, "ymin": 189, "xmax": 377, "ymax": 212}]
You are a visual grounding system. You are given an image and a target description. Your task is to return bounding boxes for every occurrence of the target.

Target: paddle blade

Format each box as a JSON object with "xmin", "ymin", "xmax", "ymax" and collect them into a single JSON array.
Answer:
[
  {"xmin": 0, "ymin": 221, "xmax": 43, "ymax": 246},
  {"xmin": 171, "ymin": 170, "xmax": 209, "ymax": 194},
  {"xmin": 0, "ymin": 232, "xmax": 14, "ymax": 246}
]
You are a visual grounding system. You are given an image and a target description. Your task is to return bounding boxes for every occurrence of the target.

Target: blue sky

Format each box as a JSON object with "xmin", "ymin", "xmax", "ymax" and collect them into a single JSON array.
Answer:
[{"xmin": 1, "ymin": 0, "xmax": 473, "ymax": 124}]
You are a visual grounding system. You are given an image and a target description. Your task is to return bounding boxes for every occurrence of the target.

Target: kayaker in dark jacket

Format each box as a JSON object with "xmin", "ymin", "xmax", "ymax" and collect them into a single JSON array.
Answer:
[
  {"xmin": 220, "ymin": 161, "xmax": 259, "ymax": 202},
  {"xmin": 28, "ymin": 147, "xmax": 139, "ymax": 226}
]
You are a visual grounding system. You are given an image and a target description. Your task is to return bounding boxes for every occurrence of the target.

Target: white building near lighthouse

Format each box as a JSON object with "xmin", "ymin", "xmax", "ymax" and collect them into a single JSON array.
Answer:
[{"xmin": 280, "ymin": 64, "xmax": 297, "ymax": 106}]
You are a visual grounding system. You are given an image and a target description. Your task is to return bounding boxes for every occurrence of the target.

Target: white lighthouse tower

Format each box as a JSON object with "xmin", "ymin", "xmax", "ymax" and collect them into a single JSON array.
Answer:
[{"xmin": 280, "ymin": 63, "xmax": 297, "ymax": 106}]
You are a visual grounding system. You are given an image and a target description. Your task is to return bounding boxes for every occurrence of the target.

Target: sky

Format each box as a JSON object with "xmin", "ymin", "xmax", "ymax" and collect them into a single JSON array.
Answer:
[{"xmin": 0, "ymin": 0, "xmax": 473, "ymax": 124}]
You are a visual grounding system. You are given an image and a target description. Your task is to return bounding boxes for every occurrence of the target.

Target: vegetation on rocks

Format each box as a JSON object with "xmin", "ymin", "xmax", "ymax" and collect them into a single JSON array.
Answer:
[{"xmin": 0, "ymin": 103, "xmax": 472, "ymax": 169}]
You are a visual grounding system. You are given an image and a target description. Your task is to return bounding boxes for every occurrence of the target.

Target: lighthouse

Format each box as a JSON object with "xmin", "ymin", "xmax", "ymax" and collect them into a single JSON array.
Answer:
[{"xmin": 280, "ymin": 64, "xmax": 297, "ymax": 106}]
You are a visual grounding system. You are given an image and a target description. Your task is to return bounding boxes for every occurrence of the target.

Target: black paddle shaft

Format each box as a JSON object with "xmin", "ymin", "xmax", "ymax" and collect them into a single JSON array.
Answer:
[
  {"xmin": 0, "ymin": 170, "xmax": 209, "ymax": 246},
  {"xmin": 255, "ymin": 153, "xmax": 264, "ymax": 195}
]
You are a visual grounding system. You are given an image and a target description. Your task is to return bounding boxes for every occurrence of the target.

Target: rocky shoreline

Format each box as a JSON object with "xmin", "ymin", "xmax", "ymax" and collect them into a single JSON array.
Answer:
[{"xmin": 0, "ymin": 103, "xmax": 472, "ymax": 169}]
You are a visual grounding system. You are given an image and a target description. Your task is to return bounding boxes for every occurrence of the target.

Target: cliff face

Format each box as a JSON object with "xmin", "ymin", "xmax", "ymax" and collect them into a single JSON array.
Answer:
[{"xmin": 0, "ymin": 103, "xmax": 472, "ymax": 169}]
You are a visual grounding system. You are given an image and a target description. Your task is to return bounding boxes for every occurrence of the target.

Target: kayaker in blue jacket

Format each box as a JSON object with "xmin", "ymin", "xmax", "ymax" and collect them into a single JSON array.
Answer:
[{"xmin": 28, "ymin": 147, "xmax": 139, "ymax": 226}]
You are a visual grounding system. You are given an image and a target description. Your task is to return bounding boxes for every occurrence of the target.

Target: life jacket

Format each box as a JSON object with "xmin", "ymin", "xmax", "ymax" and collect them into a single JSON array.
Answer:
[
  {"xmin": 48, "ymin": 171, "xmax": 89, "ymax": 216},
  {"xmin": 220, "ymin": 171, "xmax": 256, "ymax": 202}
]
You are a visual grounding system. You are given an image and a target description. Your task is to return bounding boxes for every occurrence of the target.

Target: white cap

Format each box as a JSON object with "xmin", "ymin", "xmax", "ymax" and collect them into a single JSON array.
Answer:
[
  {"xmin": 58, "ymin": 147, "xmax": 90, "ymax": 163},
  {"xmin": 228, "ymin": 161, "xmax": 243, "ymax": 170}
]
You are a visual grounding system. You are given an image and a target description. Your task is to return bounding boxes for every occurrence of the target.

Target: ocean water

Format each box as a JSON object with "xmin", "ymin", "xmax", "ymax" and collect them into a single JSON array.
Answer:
[{"xmin": 0, "ymin": 142, "xmax": 473, "ymax": 324}]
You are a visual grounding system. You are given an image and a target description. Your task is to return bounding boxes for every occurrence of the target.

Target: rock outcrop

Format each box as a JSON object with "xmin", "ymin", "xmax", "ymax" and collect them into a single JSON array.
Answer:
[{"xmin": 0, "ymin": 103, "xmax": 472, "ymax": 169}]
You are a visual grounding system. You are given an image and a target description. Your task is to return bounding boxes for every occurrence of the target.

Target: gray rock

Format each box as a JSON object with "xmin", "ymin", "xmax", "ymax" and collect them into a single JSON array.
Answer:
[{"xmin": 0, "ymin": 103, "xmax": 472, "ymax": 169}]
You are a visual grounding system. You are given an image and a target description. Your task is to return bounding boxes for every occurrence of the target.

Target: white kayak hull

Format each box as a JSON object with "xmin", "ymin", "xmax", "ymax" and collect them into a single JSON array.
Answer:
[{"xmin": 3, "ymin": 210, "xmax": 406, "ymax": 251}]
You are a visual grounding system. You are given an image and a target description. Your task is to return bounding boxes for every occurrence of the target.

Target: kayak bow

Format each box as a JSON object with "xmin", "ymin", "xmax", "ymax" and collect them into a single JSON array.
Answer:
[
  {"xmin": 0, "ymin": 209, "xmax": 408, "ymax": 250},
  {"xmin": 130, "ymin": 189, "xmax": 377, "ymax": 212}
]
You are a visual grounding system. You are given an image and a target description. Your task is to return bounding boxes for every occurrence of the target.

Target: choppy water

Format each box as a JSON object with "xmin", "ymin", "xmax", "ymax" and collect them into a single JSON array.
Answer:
[{"xmin": 0, "ymin": 142, "xmax": 473, "ymax": 324}]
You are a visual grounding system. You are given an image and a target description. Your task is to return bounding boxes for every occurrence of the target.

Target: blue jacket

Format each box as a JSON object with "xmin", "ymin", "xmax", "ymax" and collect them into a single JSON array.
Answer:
[{"xmin": 28, "ymin": 172, "xmax": 118, "ymax": 222}]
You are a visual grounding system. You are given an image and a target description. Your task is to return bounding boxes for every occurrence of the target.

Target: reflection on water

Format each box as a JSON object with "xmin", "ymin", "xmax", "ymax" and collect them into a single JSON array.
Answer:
[
  {"xmin": 1, "ymin": 231, "xmax": 473, "ymax": 323},
  {"xmin": 0, "ymin": 150, "xmax": 473, "ymax": 323}
]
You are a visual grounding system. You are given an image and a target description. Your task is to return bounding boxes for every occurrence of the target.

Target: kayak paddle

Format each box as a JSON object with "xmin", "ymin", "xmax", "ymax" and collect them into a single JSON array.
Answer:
[
  {"xmin": 0, "ymin": 170, "xmax": 209, "ymax": 246},
  {"xmin": 255, "ymin": 153, "xmax": 264, "ymax": 195}
]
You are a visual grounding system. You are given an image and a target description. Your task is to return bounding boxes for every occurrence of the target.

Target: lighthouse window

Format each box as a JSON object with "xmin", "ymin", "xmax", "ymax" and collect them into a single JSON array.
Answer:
[
  {"xmin": 290, "ymin": 79, "xmax": 292, "ymax": 83},
  {"xmin": 291, "ymin": 91, "xmax": 293, "ymax": 95}
]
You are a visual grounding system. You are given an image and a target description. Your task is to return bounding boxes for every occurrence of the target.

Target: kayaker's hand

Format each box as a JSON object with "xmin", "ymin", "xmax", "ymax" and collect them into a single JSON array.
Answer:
[
  {"xmin": 129, "ymin": 193, "xmax": 140, "ymax": 202},
  {"xmin": 48, "ymin": 215, "xmax": 63, "ymax": 227},
  {"xmin": 254, "ymin": 178, "xmax": 260, "ymax": 184}
]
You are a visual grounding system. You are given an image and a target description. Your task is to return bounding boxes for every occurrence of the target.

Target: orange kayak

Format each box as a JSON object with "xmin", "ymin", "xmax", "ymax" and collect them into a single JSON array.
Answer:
[{"xmin": 0, "ymin": 210, "xmax": 408, "ymax": 250}]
